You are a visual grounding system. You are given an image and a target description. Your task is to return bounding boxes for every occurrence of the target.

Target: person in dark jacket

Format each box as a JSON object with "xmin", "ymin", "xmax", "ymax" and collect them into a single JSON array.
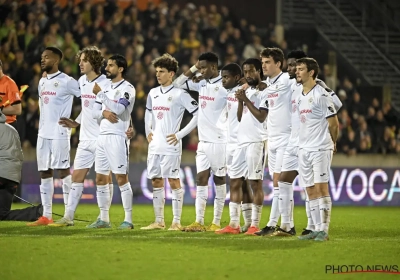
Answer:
[{"xmin": 0, "ymin": 108, "xmax": 42, "ymax": 221}]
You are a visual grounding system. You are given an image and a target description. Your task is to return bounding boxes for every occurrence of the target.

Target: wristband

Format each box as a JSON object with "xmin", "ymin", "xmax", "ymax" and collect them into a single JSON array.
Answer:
[{"xmin": 190, "ymin": 65, "xmax": 198, "ymax": 73}]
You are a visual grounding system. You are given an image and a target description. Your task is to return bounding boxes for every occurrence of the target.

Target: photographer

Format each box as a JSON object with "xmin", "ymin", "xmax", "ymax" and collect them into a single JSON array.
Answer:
[{"xmin": 0, "ymin": 108, "xmax": 42, "ymax": 221}]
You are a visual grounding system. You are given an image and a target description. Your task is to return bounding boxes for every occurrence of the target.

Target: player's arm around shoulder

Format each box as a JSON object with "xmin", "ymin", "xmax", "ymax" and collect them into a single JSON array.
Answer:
[
  {"xmin": 320, "ymin": 89, "xmax": 339, "ymax": 152},
  {"xmin": 66, "ymin": 77, "xmax": 81, "ymax": 97}
]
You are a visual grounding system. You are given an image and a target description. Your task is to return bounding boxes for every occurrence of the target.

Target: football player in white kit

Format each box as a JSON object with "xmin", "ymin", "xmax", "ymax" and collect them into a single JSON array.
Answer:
[
  {"xmin": 269, "ymin": 51, "xmax": 343, "ymax": 237},
  {"xmin": 221, "ymin": 63, "xmax": 254, "ymax": 233},
  {"xmin": 141, "ymin": 54, "xmax": 198, "ymax": 231},
  {"xmin": 255, "ymin": 48, "xmax": 293, "ymax": 236},
  {"xmin": 295, "ymin": 58, "xmax": 339, "ymax": 242},
  {"xmin": 216, "ymin": 60, "xmax": 268, "ymax": 235},
  {"xmin": 49, "ymin": 46, "xmax": 134, "ymax": 227},
  {"xmin": 90, "ymin": 54, "xmax": 136, "ymax": 229},
  {"xmin": 173, "ymin": 52, "xmax": 228, "ymax": 232},
  {"xmin": 28, "ymin": 47, "xmax": 80, "ymax": 226}
]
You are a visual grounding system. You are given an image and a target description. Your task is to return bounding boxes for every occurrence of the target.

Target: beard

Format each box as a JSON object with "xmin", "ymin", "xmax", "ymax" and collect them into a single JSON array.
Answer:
[
  {"xmin": 42, "ymin": 65, "xmax": 54, "ymax": 73},
  {"xmin": 106, "ymin": 72, "xmax": 117, "ymax": 79},
  {"xmin": 246, "ymin": 78, "xmax": 259, "ymax": 87}
]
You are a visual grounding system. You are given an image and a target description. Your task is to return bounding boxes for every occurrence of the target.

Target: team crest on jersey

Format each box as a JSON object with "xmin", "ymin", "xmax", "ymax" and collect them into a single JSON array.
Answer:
[
  {"xmin": 269, "ymin": 99, "xmax": 275, "ymax": 107},
  {"xmin": 54, "ymin": 82, "xmax": 59, "ymax": 87},
  {"xmin": 275, "ymin": 84, "xmax": 278, "ymax": 89},
  {"xmin": 214, "ymin": 86, "xmax": 219, "ymax": 91},
  {"xmin": 168, "ymin": 96, "xmax": 172, "ymax": 101},
  {"xmin": 309, "ymin": 97, "xmax": 313, "ymax": 103}
]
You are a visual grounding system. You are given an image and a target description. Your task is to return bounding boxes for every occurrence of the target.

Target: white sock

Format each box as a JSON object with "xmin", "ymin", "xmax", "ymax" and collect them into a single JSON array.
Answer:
[
  {"xmin": 65, "ymin": 182, "xmax": 83, "ymax": 220},
  {"xmin": 171, "ymin": 188, "xmax": 184, "ymax": 224},
  {"xmin": 309, "ymin": 198, "xmax": 321, "ymax": 232},
  {"xmin": 319, "ymin": 196, "xmax": 332, "ymax": 234},
  {"xmin": 153, "ymin": 187, "xmax": 165, "ymax": 224},
  {"xmin": 278, "ymin": 182, "xmax": 291, "ymax": 231},
  {"xmin": 108, "ymin": 183, "xmax": 114, "ymax": 208},
  {"xmin": 241, "ymin": 203, "xmax": 252, "ymax": 227},
  {"xmin": 304, "ymin": 191, "xmax": 314, "ymax": 230},
  {"xmin": 120, "ymin": 183, "xmax": 133, "ymax": 224},
  {"xmin": 40, "ymin": 177, "xmax": 54, "ymax": 219},
  {"xmin": 251, "ymin": 204, "xmax": 263, "ymax": 228},
  {"xmin": 290, "ymin": 198, "xmax": 295, "ymax": 228},
  {"xmin": 96, "ymin": 185, "xmax": 110, "ymax": 222},
  {"xmin": 62, "ymin": 175, "xmax": 71, "ymax": 215},
  {"xmin": 97, "ymin": 183, "xmax": 114, "ymax": 220},
  {"xmin": 195, "ymin": 186, "xmax": 208, "ymax": 225},
  {"xmin": 212, "ymin": 184, "xmax": 226, "ymax": 226},
  {"xmin": 229, "ymin": 202, "xmax": 240, "ymax": 228},
  {"xmin": 267, "ymin": 187, "xmax": 280, "ymax": 227},
  {"xmin": 305, "ymin": 201, "xmax": 315, "ymax": 230}
]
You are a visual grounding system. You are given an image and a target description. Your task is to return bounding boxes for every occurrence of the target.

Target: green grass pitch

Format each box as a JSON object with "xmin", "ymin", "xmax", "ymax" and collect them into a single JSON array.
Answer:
[{"xmin": 0, "ymin": 204, "xmax": 399, "ymax": 280}]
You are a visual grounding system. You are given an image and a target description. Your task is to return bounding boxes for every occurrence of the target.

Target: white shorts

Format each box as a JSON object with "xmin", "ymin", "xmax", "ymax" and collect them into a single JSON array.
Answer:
[
  {"xmin": 74, "ymin": 140, "xmax": 97, "ymax": 170},
  {"xmin": 36, "ymin": 137, "xmax": 70, "ymax": 171},
  {"xmin": 226, "ymin": 143, "xmax": 238, "ymax": 176},
  {"xmin": 95, "ymin": 135, "xmax": 129, "ymax": 175},
  {"xmin": 196, "ymin": 142, "xmax": 226, "ymax": 177},
  {"xmin": 298, "ymin": 149, "xmax": 333, "ymax": 187},
  {"xmin": 281, "ymin": 146, "xmax": 299, "ymax": 172},
  {"xmin": 267, "ymin": 145, "xmax": 286, "ymax": 176},
  {"xmin": 147, "ymin": 154, "xmax": 181, "ymax": 179},
  {"xmin": 230, "ymin": 142, "xmax": 265, "ymax": 180}
]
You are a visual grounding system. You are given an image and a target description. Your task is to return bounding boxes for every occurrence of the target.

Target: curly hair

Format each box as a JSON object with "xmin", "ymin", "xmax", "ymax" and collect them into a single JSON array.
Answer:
[
  {"xmin": 76, "ymin": 46, "xmax": 104, "ymax": 74},
  {"xmin": 198, "ymin": 52, "xmax": 219, "ymax": 64},
  {"xmin": 152, "ymin": 53, "xmax": 179, "ymax": 73}
]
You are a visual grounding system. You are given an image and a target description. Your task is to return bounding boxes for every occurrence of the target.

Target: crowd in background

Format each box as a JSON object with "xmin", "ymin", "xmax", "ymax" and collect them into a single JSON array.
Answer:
[{"xmin": 0, "ymin": 0, "xmax": 398, "ymax": 159}]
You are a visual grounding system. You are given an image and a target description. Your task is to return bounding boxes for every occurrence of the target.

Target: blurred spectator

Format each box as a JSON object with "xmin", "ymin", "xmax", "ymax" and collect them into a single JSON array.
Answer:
[
  {"xmin": 348, "ymin": 92, "xmax": 366, "ymax": 121},
  {"xmin": 0, "ymin": 0, "xmax": 397, "ymax": 158},
  {"xmin": 338, "ymin": 129, "xmax": 357, "ymax": 156}
]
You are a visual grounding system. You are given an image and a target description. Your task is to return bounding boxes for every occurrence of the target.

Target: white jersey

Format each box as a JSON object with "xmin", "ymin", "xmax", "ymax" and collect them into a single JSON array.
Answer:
[
  {"xmin": 78, "ymin": 74, "xmax": 110, "ymax": 140},
  {"xmin": 297, "ymin": 84, "xmax": 337, "ymax": 151},
  {"xmin": 287, "ymin": 82, "xmax": 302, "ymax": 148},
  {"xmin": 95, "ymin": 79, "xmax": 136, "ymax": 137},
  {"xmin": 316, "ymin": 79, "xmax": 343, "ymax": 112},
  {"xmin": 38, "ymin": 71, "xmax": 80, "ymax": 139},
  {"xmin": 237, "ymin": 87, "xmax": 268, "ymax": 147},
  {"xmin": 289, "ymin": 80, "xmax": 342, "ymax": 148},
  {"xmin": 146, "ymin": 85, "xmax": 198, "ymax": 155},
  {"xmin": 175, "ymin": 75, "xmax": 227, "ymax": 143},
  {"xmin": 226, "ymin": 85, "xmax": 241, "ymax": 144},
  {"xmin": 261, "ymin": 72, "xmax": 292, "ymax": 145}
]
